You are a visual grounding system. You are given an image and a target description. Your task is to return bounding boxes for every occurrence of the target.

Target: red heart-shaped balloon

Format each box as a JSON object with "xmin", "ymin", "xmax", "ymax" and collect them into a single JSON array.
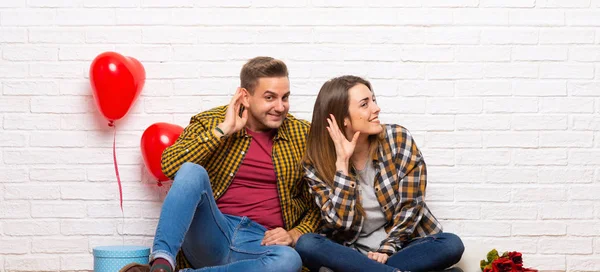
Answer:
[
  {"xmin": 90, "ymin": 52, "xmax": 145, "ymax": 123},
  {"xmin": 141, "ymin": 122, "xmax": 184, "ymax": 182}
]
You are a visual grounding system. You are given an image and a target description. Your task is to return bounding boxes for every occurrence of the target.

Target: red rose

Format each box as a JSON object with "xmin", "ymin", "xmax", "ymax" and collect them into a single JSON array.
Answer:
[
  {"xmin": 507, "ymin": 252, "xmax": 523, "ymax": 265},
  {"xmin": 507, "ymin": 251, "xmax": 523, "ymax": 270},
  {"xmin": 492, "ymin": 258, "xmax": 516, "ymax": 272}
]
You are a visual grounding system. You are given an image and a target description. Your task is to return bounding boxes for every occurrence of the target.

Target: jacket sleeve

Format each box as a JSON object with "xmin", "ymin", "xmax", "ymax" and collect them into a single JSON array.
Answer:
[
  {"xmin": 290, "ymin": 177, "xmax": 323, "ymax": 235},
  {"xmin": 304, "ymin": 165, "xmax": 360, "ymax": 231},
  {"xmin": 377, "ymin": 127, "xmax": 428, "ymax": 255},
  {"xmin": 161, "ymin": 115, "xmax": 223, "ymax": 179}
]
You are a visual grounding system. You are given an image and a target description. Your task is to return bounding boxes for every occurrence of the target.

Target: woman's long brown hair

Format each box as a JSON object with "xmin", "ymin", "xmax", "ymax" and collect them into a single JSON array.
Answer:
[{"xmin": 304, "ymin": 75, "xmax": 381, "ymax": 217}]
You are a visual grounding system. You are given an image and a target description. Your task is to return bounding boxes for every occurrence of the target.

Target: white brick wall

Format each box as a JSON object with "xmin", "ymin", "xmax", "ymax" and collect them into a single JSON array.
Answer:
[{"xmin": 0, "ymin": 2, "xmax": 599, "ymax": 272}]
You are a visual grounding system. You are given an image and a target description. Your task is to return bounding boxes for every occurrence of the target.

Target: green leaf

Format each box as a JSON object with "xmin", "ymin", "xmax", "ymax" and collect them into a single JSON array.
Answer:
[
  {"xmin": 487, "ymin": 249, "xmax": 499, "ymax": 263},
  {"xmin": 480, "ymin": 260, "xmax": 487, "ymax": 271}
]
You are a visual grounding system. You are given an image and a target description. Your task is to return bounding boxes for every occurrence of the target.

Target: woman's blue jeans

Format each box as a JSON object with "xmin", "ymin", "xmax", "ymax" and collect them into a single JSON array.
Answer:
[
  {"xmin": 151, "ymin": 162, "xmax": 302, "ymax": 272},
  {"xmin": 295, "ymin": 232, "xmax": 464, "ymax": 272}
]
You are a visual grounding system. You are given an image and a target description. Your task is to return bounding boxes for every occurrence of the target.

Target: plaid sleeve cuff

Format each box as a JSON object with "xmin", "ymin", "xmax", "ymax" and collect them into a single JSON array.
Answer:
[
  {"xmin": 196, "ymin": 129, "xmax": 221, "ymax": 148},
  {"xmin": 334, "ymin": 171, "xmax": 357, "ymax": 194},
  {"xmin": 292, "ymin": 224, "xmax": 312, "ymax": 235},
  {"xmin": 377, "ymin": 241, "xmax": 399, "ymax": 255}
]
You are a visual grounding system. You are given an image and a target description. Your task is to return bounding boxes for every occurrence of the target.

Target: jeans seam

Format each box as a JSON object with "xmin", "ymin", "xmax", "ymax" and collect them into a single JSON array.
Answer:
[
  {"xmin": 230, "ymin": 246, "xmax": 271, "ymax": 256},
  {"xmin": 183, "ymin": 191, "xmax": 233, "ymax": 268},
  {"xmin": 229, "ymin": 217, "xmax": 270, "ymax": 256},
  {"xmin": 230, "ymin": 216, "xmax": 248, "ymax": 248},
  {"xmin": 206, "ymin": 191, "xmax": 232, "ymax": 245}
]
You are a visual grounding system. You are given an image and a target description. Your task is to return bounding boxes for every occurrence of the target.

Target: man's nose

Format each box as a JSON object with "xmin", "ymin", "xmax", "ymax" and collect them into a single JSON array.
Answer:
[{"xmin": 274, "ymin": 100, "xmax": 286, "ymax": 112}]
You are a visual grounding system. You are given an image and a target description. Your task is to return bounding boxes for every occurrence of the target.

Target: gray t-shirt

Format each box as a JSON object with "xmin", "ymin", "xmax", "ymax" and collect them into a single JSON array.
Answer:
[{"xmin": 355, "ymin": 162, "xmax": 388, "ymax": 254}]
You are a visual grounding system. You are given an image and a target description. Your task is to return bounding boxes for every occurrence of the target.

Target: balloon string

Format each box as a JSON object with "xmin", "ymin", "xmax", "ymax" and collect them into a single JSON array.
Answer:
[
  {"xmin": 111, "ymin": 122, "xmax": 123, "ymax": 212},
  {"xmin": 121, "ymin": 208, "xmax": 125, "ymax": 246}
]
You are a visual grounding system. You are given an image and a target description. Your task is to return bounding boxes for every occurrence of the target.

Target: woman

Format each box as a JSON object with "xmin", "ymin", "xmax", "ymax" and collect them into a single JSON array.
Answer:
[{"xmin": 295, "ymin": 76, "xmax": 464, "ymax": 272}]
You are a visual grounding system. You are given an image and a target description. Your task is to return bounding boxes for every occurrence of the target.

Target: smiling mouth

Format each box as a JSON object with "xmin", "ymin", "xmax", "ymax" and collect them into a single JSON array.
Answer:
[{"xmin": 369, "ymin": 117, "xmax": 379, "ymax": 122}]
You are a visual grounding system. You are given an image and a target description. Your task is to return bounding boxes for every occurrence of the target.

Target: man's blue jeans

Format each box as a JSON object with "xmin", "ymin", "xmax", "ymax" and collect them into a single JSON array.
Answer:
[
  {"xmin": 296, "ymin": 232, "xmax": 464, "ymax": 272},
  {"xmin": 151, "ymin": 162, "xmax": 302, "ymax": 272}
]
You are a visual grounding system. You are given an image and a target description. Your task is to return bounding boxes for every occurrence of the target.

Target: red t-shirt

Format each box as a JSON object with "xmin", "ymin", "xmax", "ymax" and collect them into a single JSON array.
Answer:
[{"xmin": 216, "ymin": 129, "xmax": 284, "ymax": 230}]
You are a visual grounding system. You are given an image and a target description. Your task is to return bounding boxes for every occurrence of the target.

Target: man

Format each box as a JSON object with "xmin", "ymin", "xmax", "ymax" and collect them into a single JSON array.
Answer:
[{"xmin": 123, "ymin": 57, "xmax": 320, "ymax": 272}]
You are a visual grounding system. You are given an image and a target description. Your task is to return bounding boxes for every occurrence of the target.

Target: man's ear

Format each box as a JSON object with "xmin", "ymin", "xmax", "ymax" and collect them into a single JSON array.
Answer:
[{"xmin": 240, "ymin": 88, "xmax": 250, "ymax": 107}]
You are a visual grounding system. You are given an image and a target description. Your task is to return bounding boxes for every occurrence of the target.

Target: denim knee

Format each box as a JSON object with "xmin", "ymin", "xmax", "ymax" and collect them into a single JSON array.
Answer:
[
  {"xmin": 295, "ymin": 233, "xmax": 328, "ymax": 261},
  {"xmin": 267, "ymin": 246, "xmax": 302, "ymax": 272},
  {"xmin": 171, "ymin": 162, "xmax": 210, "ymax": 195},
  {"xmin": 439, "ymin": 232, "xmax": 465, "ymax": 263},
  {"xmin": 295, "ymin": 233, "xmax": 323, "ymax": 253}
]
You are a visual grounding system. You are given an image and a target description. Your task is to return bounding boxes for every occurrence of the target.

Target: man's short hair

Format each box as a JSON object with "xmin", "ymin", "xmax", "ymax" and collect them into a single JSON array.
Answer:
[{"xmin": 240, "ymin": 56, "xmax": 289, "ymax": 94}]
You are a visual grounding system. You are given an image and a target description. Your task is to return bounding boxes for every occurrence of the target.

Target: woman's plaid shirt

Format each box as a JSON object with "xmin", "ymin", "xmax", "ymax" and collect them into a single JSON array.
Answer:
[
  {"xmin": 304, "ymin": 124, "xmax": 443, "ymax": 255},
  {"xmin": 161, "ymin": 106, "xmax": 320, "ymax": 269}
]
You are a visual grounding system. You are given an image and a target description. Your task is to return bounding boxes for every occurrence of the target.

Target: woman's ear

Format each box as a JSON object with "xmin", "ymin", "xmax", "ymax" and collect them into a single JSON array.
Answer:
[{"xmin": 342, "ymin": 117, "xmax": 354, "ymax": 140}]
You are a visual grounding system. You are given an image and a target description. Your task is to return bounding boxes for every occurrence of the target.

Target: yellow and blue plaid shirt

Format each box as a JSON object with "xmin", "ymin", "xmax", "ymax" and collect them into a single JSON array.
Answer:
[
  {"xmin": 304, "ymin": 124, "xmax": 443, "ymax": 255},
  {"xmin": 161, "ymin": 105, "xmax": 321, "ymax": 270}
]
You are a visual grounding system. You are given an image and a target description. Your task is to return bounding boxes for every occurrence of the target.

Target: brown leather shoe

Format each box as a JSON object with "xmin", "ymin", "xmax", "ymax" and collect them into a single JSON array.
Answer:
[{"xmin": 119, "ymin": 263, "xmax": 150, "ymax": 272}]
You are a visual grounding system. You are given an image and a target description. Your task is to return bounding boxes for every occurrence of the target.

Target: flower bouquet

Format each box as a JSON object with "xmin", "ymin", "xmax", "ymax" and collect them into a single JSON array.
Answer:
[{"xmin": 480, "ymin": 249, "xmax": 538, "ymax": 272}]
